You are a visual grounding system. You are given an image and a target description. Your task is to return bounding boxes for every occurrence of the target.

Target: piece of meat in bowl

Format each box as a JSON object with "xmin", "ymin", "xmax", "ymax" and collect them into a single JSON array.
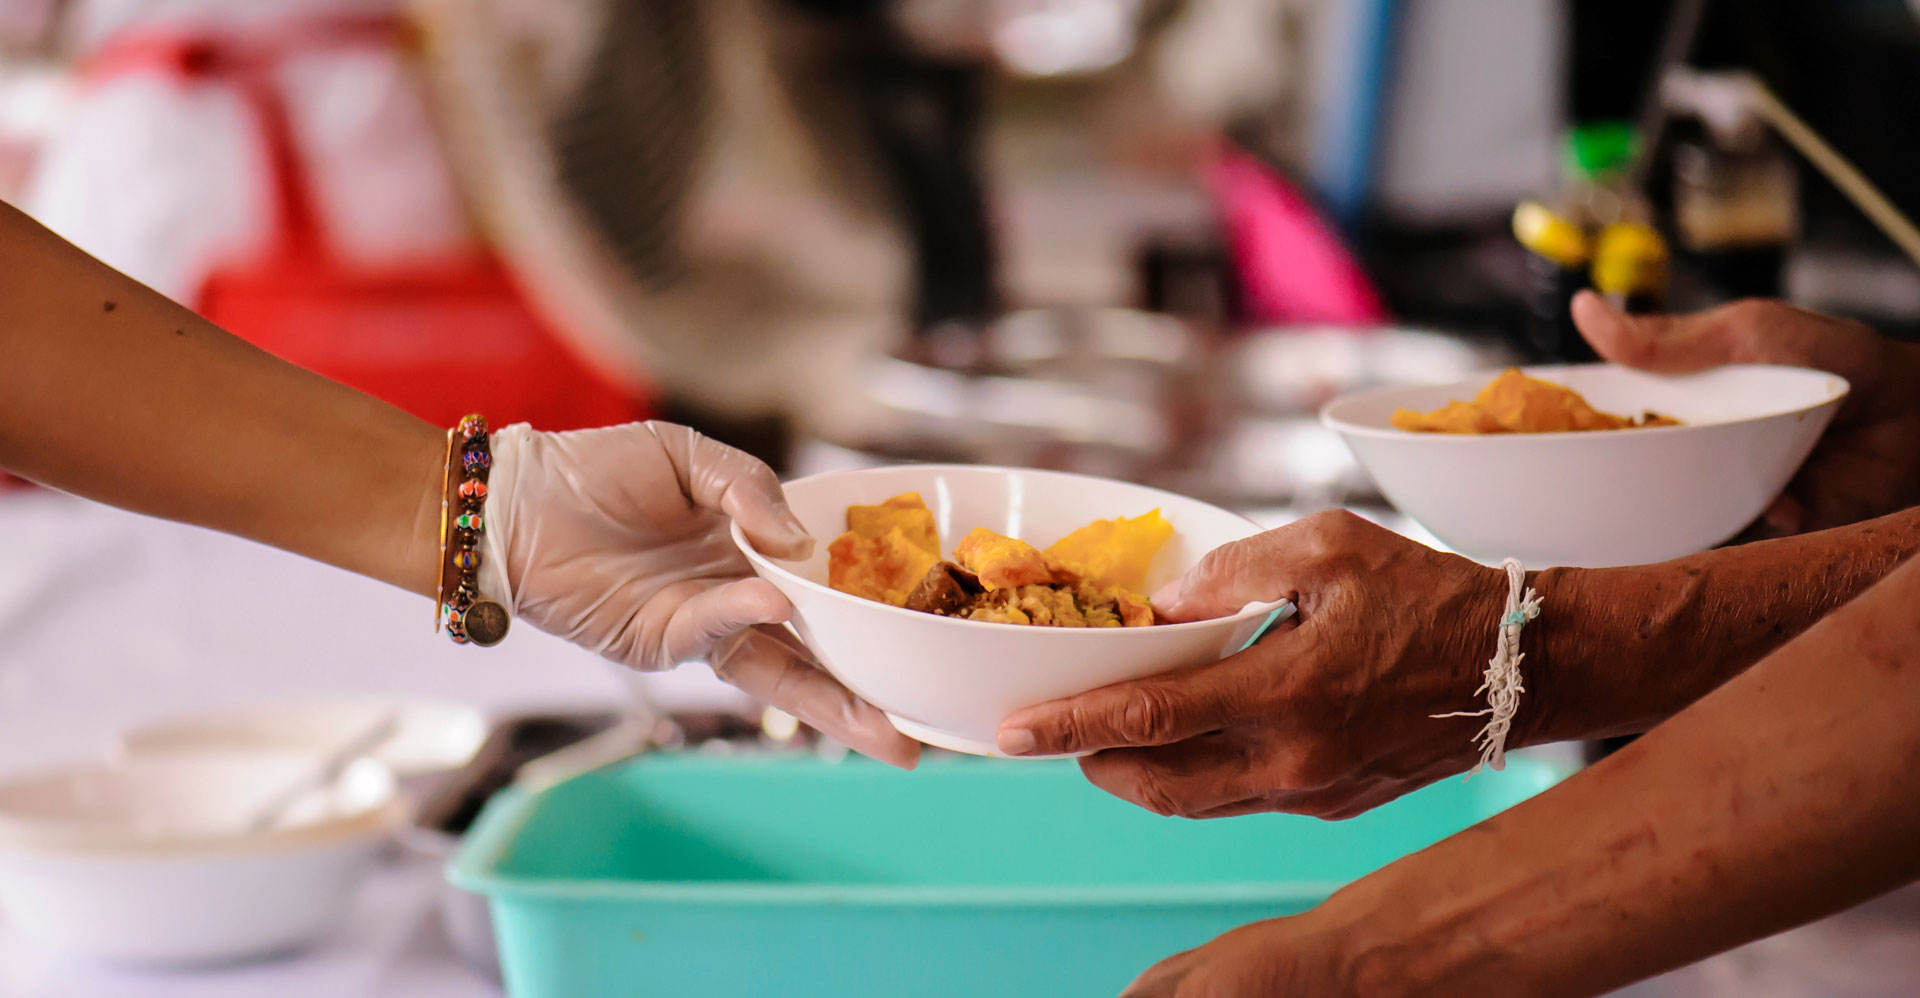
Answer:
[{"xmin": 903, "ymin": 561, "xmax": 986, "ymax": 617}]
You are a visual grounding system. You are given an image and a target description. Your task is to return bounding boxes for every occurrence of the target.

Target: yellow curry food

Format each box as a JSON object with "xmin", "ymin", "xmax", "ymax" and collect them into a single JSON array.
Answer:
[
  {"xmin": 826, "ymin": 493, "xmax": 1171, "ymax": 627},
  {"xmin": 1391, "ymin": 368, "xmax": 1681, "ymax": 434}
]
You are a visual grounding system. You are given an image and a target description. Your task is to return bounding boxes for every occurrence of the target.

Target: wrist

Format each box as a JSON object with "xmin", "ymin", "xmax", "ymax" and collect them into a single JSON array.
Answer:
[
  {"xmin": 1410, "ymin": 557, "xmax": 1517, "ymax": 778},
  {"xmin": 1317, "ymin": 868, "xmax": 1489, "ymax": 996},
  {"xmin": 1316, "ymin": 877, "xmax": 1420, "ymax": 995},
  {"xmin": 1322, "ymin": 844, "xmax": 1567, "ymax": 998},
  {"xmin": 1507, "ymin": 565, "xmax": 1592, "ymax": 748},
  {"xmin": 1512, "ymin": 561, "xmax": 1708, "ymax": 749},
  {"xmin": 399, "ymin": 424, "xmax": 451, "ymax": 599}
]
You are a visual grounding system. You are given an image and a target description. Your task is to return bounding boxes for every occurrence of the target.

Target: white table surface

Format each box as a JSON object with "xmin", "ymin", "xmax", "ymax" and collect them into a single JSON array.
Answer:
[
  {"xmin": 2, "ymin": 492, "xmax": 1916, "ymax": 997},
  {"xmin": 0, "ymin": 858, "xmax": 495, "ymax": 998},
  {"xmin": 0, "ymin": 490, "xmax": 753, "ymax": 772}
]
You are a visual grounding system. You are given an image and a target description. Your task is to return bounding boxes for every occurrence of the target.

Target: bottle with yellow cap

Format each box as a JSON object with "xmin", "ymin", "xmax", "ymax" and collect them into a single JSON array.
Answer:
[
  {"xmin": 1513, "ymin": 123, "xmax": 1668, "ymax": 358},
  {"xmin": 1513, "ymin": 199, "xmax": 1595, "ymax": 361},
  {"xmin": 1593, "ymin": 219, "xmax": 1670, "ymax": 315}
]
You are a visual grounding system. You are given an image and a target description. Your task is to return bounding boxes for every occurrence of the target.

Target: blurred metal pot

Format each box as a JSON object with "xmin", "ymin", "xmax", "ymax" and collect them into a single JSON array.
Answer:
[
  {"xmin": 795, "ymin": 308, "xmax": 1212, "ymax": 482},
  {"xmin": 794, "ymin": 316, "xmax": 1518, "ymax": 513},
  {"xmin": 1223, "ymin": 325, "xmax": 1513, "ymax": 415},
  {"xmin": 1185, "ymin": 326, "xmax": 1517, "ymax": 509},
  {"xmin": 1177, "ymin": 414, "xmax": 1380, "ymax": 511}
]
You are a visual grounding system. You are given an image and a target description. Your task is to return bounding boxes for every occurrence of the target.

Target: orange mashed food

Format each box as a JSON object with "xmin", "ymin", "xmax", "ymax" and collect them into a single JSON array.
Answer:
[
  {"xmin": 1392, "ymin": 368, "xmax": 1681, "ymax": 434},
  {"xmin": 826, "ymin": 493, "xmax": 1170, "ymax": 628}
]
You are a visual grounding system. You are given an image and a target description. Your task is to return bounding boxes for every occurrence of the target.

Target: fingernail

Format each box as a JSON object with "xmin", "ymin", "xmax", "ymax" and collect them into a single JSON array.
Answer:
[
  {"xmin": 774, "ymin": 511, "xmax": 815, "ymax": 558},
  {"xmin": 997, "ymin": 727, "xmax": 1037, "ymax": 756},
  {"xmin": 782, "ymin": 510, "xmax": 815, "ymax": 541},
  {"xmin": 1149, "ymin": 579, "xmax": 1184, "ymax": 609},
  {"xmin": 1575, "ymin": 289, "xmax": 1623, "ymax": 319}
]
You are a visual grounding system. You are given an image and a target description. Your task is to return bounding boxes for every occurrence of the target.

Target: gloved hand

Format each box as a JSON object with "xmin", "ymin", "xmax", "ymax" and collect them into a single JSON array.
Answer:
[{"xmin": 478, "ymin": 421, "xmax": 919, "ymax": 768}]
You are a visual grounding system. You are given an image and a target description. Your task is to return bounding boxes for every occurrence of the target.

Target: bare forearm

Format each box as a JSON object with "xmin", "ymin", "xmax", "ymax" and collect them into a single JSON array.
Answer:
[
  {"xmin": 0, "ymin": 201, "xmax": 442, "ymax": 595},
  {"xmin": 1337, "ymin": 552, "xmax": 1920, "ymax": 995},
  {"xmin": 1519, "ymin": 505, "xmax": 1920, "ymax": 745}
]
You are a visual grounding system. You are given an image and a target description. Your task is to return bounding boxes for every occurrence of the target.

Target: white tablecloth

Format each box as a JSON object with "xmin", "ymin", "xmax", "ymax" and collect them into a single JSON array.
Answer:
[
  {"xmin": 0, "ymin": 491, "xmax": 752, "ymax": 772},
  {"xmin": 0, "ymin": 858, "xmax": 494, "ymax": 998},
  {"xmin": 1, "ymin": 492, "xmax": 1915, "ymax": 997}
]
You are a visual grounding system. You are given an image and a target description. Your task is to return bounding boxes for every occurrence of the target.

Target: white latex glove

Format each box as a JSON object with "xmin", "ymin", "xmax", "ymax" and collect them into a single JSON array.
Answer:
[{"xmin": 477, "ymin": 421, "xmax": 919, "ymax": 768}]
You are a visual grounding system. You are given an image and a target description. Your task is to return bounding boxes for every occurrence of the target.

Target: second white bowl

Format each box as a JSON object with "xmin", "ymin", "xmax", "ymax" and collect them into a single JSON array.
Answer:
[{"xmin": 1323, "ymin": 364, "xmax": 1848, "ymax": 568}]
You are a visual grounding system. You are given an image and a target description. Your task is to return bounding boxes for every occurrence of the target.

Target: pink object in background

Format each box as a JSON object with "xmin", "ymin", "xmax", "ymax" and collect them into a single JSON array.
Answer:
[{"xmin": 1208, "ymin": 147, "xmax": 1389, "ymax": 326}]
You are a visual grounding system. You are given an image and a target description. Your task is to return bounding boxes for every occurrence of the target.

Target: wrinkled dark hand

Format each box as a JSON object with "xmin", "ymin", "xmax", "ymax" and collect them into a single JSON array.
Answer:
[
  {"xmin": 1574, "ymin": 291, "xmax": 1920, "ymax": 536},
  {"xmin": 997, "ymin": 511, "xmax": 1506, "ymax": 819}
]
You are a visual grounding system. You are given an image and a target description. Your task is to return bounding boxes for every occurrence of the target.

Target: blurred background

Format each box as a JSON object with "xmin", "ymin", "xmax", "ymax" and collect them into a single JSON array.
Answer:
[{"xmin": 3, "ymin": 1, "xmax": 1920, "ymax": 994}]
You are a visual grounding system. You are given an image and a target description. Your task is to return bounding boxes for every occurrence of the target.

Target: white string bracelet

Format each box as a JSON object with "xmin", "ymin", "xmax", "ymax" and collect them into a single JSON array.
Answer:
[{"xmin": 1433, "ymin": 558, "xmax": 1541, "ymax": 775}]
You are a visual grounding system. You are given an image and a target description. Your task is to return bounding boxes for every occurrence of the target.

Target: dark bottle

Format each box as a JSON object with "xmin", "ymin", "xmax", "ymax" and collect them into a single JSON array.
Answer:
[
  {"xmin": 1513, "ymin": 122, "xmax": 1653, "ymax": 360},
  {"xmin": 1671, "ymin": 125, "xmax": 1795, "ymax": 302},
  {"xmin": 1513, "ymin": 200, "xmax": 1596, "ymax": 361}
]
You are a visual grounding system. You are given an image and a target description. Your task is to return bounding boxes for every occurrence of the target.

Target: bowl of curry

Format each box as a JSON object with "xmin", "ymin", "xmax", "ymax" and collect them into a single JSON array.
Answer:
[{"xmin": 731, "ymin": 466, "xmax": 1287, "ymax": 757}]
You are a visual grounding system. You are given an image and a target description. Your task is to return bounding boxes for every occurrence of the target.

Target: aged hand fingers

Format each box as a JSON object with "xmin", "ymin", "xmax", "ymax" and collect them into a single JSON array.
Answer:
[{"xmin": 998, "ymin": 658, "xmax": 1265, "ymax": 757}]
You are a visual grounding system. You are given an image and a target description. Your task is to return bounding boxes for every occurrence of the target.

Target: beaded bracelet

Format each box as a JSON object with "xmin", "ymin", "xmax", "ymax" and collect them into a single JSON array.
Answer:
[{"xmin": 438, "ymin": 414, "xmax": 510, "ymax": 647}]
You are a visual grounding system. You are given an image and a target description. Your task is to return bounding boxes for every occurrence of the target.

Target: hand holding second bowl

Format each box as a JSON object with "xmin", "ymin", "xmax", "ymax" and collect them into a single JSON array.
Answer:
[
  {"xmin": 1572, "ymin": 291, "xmax": 1920, "ymax": 537},
  {"xmin": 1000, "ymin": 500, "xmax": 1920, "ymax": 822},
  {"xmin": 997, "ymin": 512, "xmax": 1510, "ymax": 819}
]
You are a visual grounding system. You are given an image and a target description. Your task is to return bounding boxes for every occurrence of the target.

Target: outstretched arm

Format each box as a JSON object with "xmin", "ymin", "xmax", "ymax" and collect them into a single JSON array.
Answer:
[
  {"xmin": 1120, "ymin": 550, "xmax": 1920, "ymax": 996},
  {"xmin": 0, "ymin": 198, "xmax": 920, "ymax": 767},
  {"xmin": 0, "ymin": 199, "xmax": 442, "ymax": 594},
  {"xmin": 1000, "ymin": 506, "xmax": 1920, "ymax": 819}
]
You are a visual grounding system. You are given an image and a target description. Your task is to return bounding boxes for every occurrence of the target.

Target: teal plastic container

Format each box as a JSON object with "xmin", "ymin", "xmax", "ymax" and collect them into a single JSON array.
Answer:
[{"xmin": 451, "ymin": 754, "xmax": 1562, "ymax": 997}]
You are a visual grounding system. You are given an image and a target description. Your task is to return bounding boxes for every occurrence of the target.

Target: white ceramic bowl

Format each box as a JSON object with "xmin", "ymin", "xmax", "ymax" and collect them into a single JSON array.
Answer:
[
  {"xmin": 731, "ymin": 466, "xmax": 1285, "ymax": 757},
  {"xmin": 0, "ymin": 750, "xmax": 400, "ymax": 966},
  {"xmin": 1323, "ymin": 364, "xmax": 1848, "ymax": 568},
  {"xmin": 117, "ymin": 699, "xmax": 488, "ymax": 798}
]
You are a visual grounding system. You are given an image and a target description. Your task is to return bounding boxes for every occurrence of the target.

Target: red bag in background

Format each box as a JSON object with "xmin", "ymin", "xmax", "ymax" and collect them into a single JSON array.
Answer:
[{"xmin": 87, "ymin": 17, "xmax": 652, "ymax": 435}]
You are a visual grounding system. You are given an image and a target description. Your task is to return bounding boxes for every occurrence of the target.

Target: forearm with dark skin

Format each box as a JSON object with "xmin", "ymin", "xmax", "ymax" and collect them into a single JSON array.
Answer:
[
  {"xmin": 0, "ymin": 201, "xmax": 444, "ymax": 596},
  {"xmin": 1329, "ymin": 550, "xmax": 1920, "ymax": 996},
  {"xmin": 1514, "ymin": 504, "xmax": 1920, "ymax": 747}
]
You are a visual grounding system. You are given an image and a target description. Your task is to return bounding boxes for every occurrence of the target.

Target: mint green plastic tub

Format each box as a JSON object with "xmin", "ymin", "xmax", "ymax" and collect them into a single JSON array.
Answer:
[{"xmin": 450, "ymin": 754, "xmax": 1562, "ymax": 997}]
